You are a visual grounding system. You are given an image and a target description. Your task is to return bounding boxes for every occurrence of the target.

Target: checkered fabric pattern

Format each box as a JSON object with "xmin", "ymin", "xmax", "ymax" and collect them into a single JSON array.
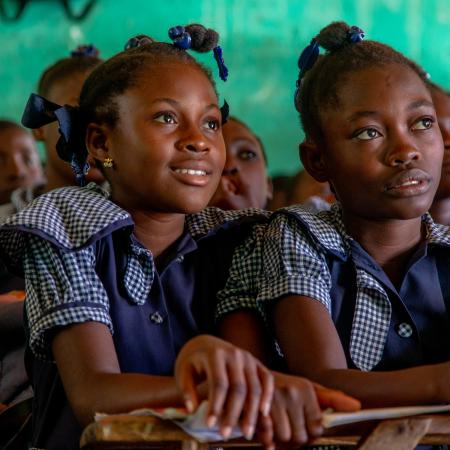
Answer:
[
  {"xmin": 217, "ymin": 202, "xmax": 450, "ymax": 371},
  {"xmin": 0, "ymin": 183, "xmax": 270, "ymax": 361}
]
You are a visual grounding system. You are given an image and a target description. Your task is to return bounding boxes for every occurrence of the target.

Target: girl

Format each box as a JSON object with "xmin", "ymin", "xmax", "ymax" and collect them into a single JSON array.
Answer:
[
  {"xmin": 209, "ymin": 116, "xmax": 273, "ymax": 210},
  {"xmin": 0, "ymin": 25, "xmax": 357, "ymax": 450},
  {"xmin": 217, "ymin": 21, "xmax": 450, "ymax": 446},
  {"xmin": 429, "ymin": 82, "xmax": 450, "ymax": 224}
]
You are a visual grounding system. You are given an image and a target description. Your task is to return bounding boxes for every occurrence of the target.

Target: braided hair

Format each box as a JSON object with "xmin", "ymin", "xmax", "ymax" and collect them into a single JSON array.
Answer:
[{"xmin": 295, "ymin": 21, "xmax": 428, "ymax": 140}]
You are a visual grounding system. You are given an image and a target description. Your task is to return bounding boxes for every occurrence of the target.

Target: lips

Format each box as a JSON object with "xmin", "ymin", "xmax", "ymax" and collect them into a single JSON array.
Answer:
[
  {"xmin": 170, "ymin": 160, "xmax": 214, "ymax": 186},
  {"xmin": 384, "ymin": 168, "xmax": 431, "ymax": 196}
]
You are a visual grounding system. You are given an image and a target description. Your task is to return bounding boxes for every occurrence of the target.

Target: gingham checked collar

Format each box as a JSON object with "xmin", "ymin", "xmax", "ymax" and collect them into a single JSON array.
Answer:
[
  {"xmin": 0, "ymin": 182, "xmax": 269, "ymax": 251},
  {"xmin": 278, "ymin": 203, "xmax": 450, "ymax": 371}
]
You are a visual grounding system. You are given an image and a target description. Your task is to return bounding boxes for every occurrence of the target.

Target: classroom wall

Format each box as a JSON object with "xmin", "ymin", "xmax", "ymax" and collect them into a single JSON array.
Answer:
[{"xmin": 1, "ymin": 0, "xmax": 450, "ymax": 175}]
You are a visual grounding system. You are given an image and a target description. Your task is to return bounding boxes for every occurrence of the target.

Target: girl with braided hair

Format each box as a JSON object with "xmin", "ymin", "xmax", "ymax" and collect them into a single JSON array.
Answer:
[
  {"xmin": 217, "ymin": 21, "xmax": 450, "ymax": 448},
  {"xmin": 0, "ymin": 24, "xmax": 358, "ymax": 449}
]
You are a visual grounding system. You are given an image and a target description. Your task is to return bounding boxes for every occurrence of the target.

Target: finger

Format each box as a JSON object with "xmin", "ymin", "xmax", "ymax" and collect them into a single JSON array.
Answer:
[
  {"xmin": 255, "ymin": 413, "xmax": 275, "ymax": 450},
  {"xmin": 219, "ymin": 351, "xmax": 247, "ymax": 438},
  {"xmin": 257, "ymin": 363, "xmax": 274, "ymax": 416},
  {"xmin": 239, "ymin": 359, "xmax": 262, "ymax": 440},
  {"xmin": 302, "ymin": 387, "xmax": 323, "ymax": 439},
  {"xmin": 271, "ymin": 397, "xmax": 291, "ymax": 442},
  {"xmin": 315, "ymin": 385, "xmax": 361, "ymax": 411},
  {"xmin": 176, "ymin": 361, "xmax": 201, "ymax": 413},
  {"xmin": 204, "ymin": 351, "xmax": 229, "ymax": 428}
]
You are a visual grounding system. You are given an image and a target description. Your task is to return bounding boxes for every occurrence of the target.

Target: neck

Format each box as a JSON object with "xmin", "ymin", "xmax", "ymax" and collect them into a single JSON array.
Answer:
[
  {"xmin": 342, "ymin": 210, "xmax": 423, "ymax": 288},
  {"xmin": 44, "ymin": 166, "xmax": 73, "ymax": 193},
  {"xmin": 429, "ymin": 198, "xmax": 450, "ymax": 225},
  {"xmin": 126, "ymin": 207, "xmax": 186, "ymax": 260}
]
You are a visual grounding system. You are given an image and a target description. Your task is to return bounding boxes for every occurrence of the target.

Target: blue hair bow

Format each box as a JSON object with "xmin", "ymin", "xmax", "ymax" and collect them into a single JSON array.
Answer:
[
  {"xmin": 347, "ymin": 26, "xmax": 365, "ymax": 43},
  {"xmin": 168, "ymin": 25, "xmax": 192, "ymax": 50},
  {"xmin": 213, "ymin": 46, "xmax": 228, "ymax": 82},
  {"xmin": 294, "ymin": 39, "xmax": 319, "ymax": 110},
  {"xmin": 71, "ymin": 44, "xmax": 99, "ymax": 58},
  {"xmin": 22, "ymin": 94, "xmax": 89, "ymax": 186}
]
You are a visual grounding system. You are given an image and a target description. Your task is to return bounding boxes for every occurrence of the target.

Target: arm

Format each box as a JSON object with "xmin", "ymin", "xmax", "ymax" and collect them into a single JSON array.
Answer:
[
  {"xmin": 52, "ymin": 321, "xmax": 183, "ymax": 426},
  {"xmin": 274, "ymin": 295, "xmax": 449, "ymax": 407}
]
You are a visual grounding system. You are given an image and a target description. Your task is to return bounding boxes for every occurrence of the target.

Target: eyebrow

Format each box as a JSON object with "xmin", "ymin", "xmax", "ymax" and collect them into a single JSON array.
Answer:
[
  {"xmin": 151, "ymin": 98, "xmax": 220, "ymax": 112},
  {"xmin": 346, "ymin": 99, "xmax": 435, "ymax": 123}
]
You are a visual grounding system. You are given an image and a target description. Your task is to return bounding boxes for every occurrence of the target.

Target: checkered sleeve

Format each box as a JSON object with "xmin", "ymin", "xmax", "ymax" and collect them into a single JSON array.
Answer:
[
  {"xmin": 257, "ymin": 213, "xmax": 332, "ymax": 312},
  {"xmin": 215, "ymin": 223, "xmax": 267, "ymax": 321},
  {"xmin": 23, "ymin": 234, "xmax": 113, "ymax": 361}
]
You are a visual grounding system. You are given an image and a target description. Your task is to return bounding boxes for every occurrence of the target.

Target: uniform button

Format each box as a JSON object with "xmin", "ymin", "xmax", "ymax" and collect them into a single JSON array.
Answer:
[
  {"xmin": 396, "ymin": 323, "xmax": 413, "ymax": 338},
  {"xmin": 176, "ymin": 255, "xmax": 184, "ymax": 263},
  {"xmin": 150, "ymin": 311, "xmax": 164, "ymax": 324}
]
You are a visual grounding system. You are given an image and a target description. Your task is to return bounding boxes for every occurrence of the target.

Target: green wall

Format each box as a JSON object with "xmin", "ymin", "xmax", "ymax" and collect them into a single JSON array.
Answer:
[{"xmin": 1, "ymin": 0, "xmax": 450, "ymax": 175}]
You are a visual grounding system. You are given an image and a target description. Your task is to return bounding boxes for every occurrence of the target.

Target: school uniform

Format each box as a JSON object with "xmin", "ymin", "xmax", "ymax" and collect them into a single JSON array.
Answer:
[
  {"xmin": 0, "ymin": 182, "xmax": 269, "ymax": 450},
  {"xmin": 217, "ymin": 202, "xmax": 450, "ymax": 450}
]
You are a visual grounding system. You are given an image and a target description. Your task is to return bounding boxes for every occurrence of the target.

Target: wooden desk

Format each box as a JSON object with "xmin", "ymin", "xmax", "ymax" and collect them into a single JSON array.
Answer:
[{"xmin": 80, "ymin": 413, "xmax": 450, "ymax": 450}]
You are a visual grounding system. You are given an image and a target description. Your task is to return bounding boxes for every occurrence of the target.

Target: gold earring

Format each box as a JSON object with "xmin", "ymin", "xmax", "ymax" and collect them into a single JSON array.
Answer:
[{"xmin": 103, "ymin": 157, "xmax": 114, "ymax": 168}]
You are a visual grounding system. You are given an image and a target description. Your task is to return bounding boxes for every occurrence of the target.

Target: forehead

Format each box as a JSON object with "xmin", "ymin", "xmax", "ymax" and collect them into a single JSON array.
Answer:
[
  {"xmin": 0, "ymin": 128, "xmax": 34, "ymax": 151},
  {"xmin": 124, "ymin": 62, "xmax": 218, "ymax": 105},
  {"xmin": 333, "ymin": 63, "xmax": 431, "ymax": 114},
  {"xmin": 223, "ymin": 120, "xmax": 259, "ymax": 145}
]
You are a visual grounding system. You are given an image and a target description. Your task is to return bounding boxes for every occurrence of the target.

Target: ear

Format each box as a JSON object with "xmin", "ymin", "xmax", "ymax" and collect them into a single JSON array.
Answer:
[
  {"xmin": 299, "ymin": 139, "xmax": 329, "ymax": 183},
  {"xmin": 86, "ymin": 123, "xmax": 110, "ymax": 162},
  {"xmin": 266, "ymin": 176, "xmax": 274, "ymax": 201},
  {"xmin": 32, "ymin": 127, "xmax": 45, "ymax": 142}
]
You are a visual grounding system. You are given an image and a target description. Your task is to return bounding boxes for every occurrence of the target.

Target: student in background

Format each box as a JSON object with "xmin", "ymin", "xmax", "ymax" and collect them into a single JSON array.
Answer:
[
  {"xmin": 0, "ymin": 45, "xmax": 103, "ymax": 218},
  {"xmin": 209, "ymin": 116, "xmax": 272, "ymax": 210},
  {"xmin": 0, "ymin": 120, "xmax": 43, "ymax": 205},
  {"xmin": 217, "ymin": 22, "xmax": 450, "ymax": 446},
  {"xmin": 429, "ymin": 82, "xmax": 450, "ymax": 224}
]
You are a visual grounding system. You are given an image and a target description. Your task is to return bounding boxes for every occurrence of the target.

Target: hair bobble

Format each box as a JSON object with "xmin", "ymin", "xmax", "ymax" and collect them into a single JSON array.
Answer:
[
  {"xmin": 347, "ymin": 26, "xmax": 365, "ymax": 43},
  {"xmin": 71, "ymin": 44, "xmax": 99, "ymax": 58},
  {"xmin": 124, "ymin": 35, "xmax": 155, "ymax": 51},
  {"xmin": 168, "ymin": 26, "xmax": 192, "ymax": 50},
  {"xmin": 294, "ymin": 39, "xmax": 319, "ymax": 111}
]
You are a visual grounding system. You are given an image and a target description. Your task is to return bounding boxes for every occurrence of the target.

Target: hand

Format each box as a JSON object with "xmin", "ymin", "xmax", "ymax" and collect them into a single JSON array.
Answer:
[
  {"xmin": 175, "ymin": 335, "xmax": 274, "ymax": 439},
  {"xmin": 256, "ymin": 372, "xmax": 361, "ymax": 449}
]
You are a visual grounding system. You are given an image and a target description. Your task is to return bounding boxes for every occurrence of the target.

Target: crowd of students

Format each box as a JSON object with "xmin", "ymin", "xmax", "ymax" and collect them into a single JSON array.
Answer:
[{"xmin": 0, "ymin": 19, "xmax": 450, "ymax": 450}]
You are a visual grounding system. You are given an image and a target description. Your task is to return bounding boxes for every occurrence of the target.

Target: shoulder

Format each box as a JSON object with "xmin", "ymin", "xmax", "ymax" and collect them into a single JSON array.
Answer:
[
  {"xmin": 186, "ymin": 206, "xmax": 271, "ymax": 239},
  {"xmin": 0, "ymin": 183, "xmax": 133, "ymax": 251},
  {"xmin": 269, "ymin": 203, "xmax": 347, "ymax": 256}
]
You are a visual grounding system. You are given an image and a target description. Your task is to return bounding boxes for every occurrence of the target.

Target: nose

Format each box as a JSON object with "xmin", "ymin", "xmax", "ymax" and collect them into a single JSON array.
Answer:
[
  {"xmin": 176, "ymin": 125, "xmax": 209, "ymax": 153},
  {"xmin": 222, "ymin": 154, "xmax": 239, "ymax": 176},
  {"xmin": 386, "ymin": 134, "xmax": 420, "ymax": 167}
]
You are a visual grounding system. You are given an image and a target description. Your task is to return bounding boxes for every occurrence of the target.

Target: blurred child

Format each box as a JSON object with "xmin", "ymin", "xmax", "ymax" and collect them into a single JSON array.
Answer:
[
  {"xmin": 209, "ymin": 116, "xmax": 272, "ymax": 210},
  {"xmin": 0, "ymin": 25, "xmax": 357, "ymax": 450},
  {"xmin": 0, "ymin": 120, "xmax": 43, "ymax": 205},
  {"xmin": 429, "ymin": 82, "xmax": 450, "ymax": 224}
]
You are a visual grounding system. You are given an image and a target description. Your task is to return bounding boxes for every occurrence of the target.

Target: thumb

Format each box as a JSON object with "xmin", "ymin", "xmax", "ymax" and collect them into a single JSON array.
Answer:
[{"xmin": 314, "ymin": 384, "xmax": 361, "ymax": 412}]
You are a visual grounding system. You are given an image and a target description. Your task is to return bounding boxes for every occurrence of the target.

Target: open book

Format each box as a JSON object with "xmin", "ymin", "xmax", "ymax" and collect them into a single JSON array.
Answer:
[
  {"xmin": 96, "ymin": 402, "xmax": 450, "ymax": 442},
  {"xmin": 322, "ymin": 404, "xmax": 450, "ymax": 428}
]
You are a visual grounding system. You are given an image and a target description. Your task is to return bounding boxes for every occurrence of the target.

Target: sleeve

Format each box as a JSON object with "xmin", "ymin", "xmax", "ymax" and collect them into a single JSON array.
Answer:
[
  {"xmin": 215, "ymin": 223, "xmax": 267, "ymax": 321},
  {"xmin": 257, "ymin": 214, "xmax": 332, "ymax": 312},
  {"xmin": 22, "ymin": 234, "xmax": 113, "ymax": 361}
]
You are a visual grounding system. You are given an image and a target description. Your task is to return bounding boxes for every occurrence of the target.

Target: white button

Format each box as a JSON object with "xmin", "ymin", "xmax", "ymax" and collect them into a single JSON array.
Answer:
[
  {"xmin": 396, "ymin": 323, "xmax": 413, "ymax": 338},
  {"xmin": 150, "ymin": 312, "xmax": 164, "ymax": 324},
  {"xmin": 176, "ymin": 255, "xmax": 184, "ymax": 263}
]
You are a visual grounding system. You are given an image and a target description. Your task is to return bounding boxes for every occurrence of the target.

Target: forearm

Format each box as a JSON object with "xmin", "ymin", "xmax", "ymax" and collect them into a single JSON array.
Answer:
[
  {"xmin": 66, "ymin": 372, "xmax": 183, "ymax": 426},
  {"xmin": 289, "ymin": 363, "xmax": 445, "ymax": 408}
]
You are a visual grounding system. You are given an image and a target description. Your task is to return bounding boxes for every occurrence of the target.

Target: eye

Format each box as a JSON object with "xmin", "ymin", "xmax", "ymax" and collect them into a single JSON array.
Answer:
[
  {"xmin": 411, "ymin": 117, "xmax": 434, "ymax": 130},
  {"xmin": 203, "ymin": 119, "xmax": 220, "ymax": 131},
  {"xmin": 354, "ymin": 128, "xmax": 381, "ymax": 140},
  {"xmin": 154, "ymin": 112, "xmax": 177, "ymax": 124},
  {"xmin": 238, "ymin": 149, "xmax": 258, "ymax": 161}
]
